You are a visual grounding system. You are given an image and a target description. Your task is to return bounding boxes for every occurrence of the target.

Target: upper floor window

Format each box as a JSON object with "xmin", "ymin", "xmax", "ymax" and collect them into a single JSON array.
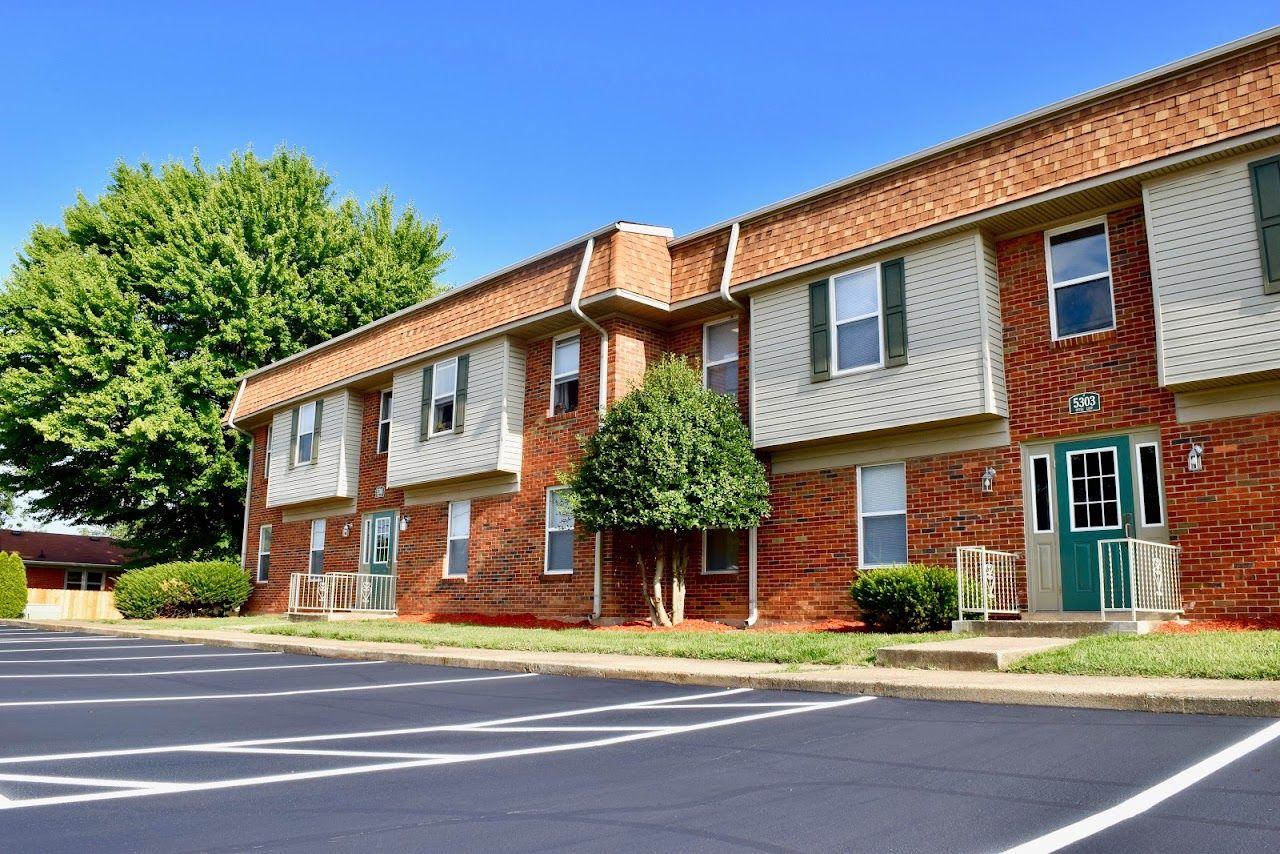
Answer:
[
  {"xmin": 1249, "ymin": 154, "xmax": 1280, "ymax": 294},
  {"xmin": 295, "ymin": 401, "xmax": 318, "ymax": 465},
  {"xmin": 704, "ymin": 320, "xmax": 738, "ymax": 396},
  {"xmin": 832, "ymin": 265, "xmax": 883, "ymax": 372},
  {"xmin": 551, "ymin": 335, "xmax": 580, "ymax": 415},
  {"xmin": 431, "ymin": 358, "xmax": 457, "ymax": 435},
  {"xmin": 1046, "ymin": 220, "xmax": 1114, "ymax": 339},
  {"xmin": 263, "ymin": 425, "xmax": 272, "ymax": 480},
  {"xmin": 377, "ymin": 390, "xmax": 392, "ymax": 453}
]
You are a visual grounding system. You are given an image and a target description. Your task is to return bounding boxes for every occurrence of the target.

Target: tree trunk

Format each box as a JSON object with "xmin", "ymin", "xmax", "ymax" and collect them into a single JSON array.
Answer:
[
  {"xmin": 650, "ymin": 541, "xmax": 672, "ymax": 627},
  {"xmin": 671, "ymin": 534, "xmax": 689, "ymax": 625},
  {"xmin": 636, "ymin": 549, "xmax": 659, "ymax": 626}
]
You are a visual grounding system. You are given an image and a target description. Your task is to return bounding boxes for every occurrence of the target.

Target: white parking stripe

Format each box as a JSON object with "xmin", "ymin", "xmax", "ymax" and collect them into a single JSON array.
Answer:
[
  {"xmin": 0, "ymin": 671, "xmax": 537, "ymax": 707},
  {"xmin": 0, "ymin": 687, "xmax": 756, "ymax": 764},
  {"xmin": 0, "ymin": 772, "xmax": 172, "ymax": 790},
  {"xmin": 0, "ymin": 694, "xmax": 875, "ymax": 809},
  {"xmin": 0, "ymin": 652, "xmax": 278, "ymax": 664},
  {"xmin": 0, "ymin": 661, "xmax": 382, "ymax": 678},
  {"xmin": 1003, "ymin": 718, "xmax": 1280, "ymax": 853},
  {"xmin": 0, "ymin": 636, "xmax": 141, "ymax": 644},
  {"xmin": 0, "ymin": 644, "xmax": 200, "ymax": 653},
  {"xmin": 203, "ymin": 746, "xmax": 462, "ymax": 760}
]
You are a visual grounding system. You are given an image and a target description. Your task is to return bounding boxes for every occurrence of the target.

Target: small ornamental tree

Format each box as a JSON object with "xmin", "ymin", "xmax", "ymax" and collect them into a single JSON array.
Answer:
[
  {"xmin": 565, "ymin": 355, "xmax": 770, "ymax": 625},
  {"xmin": 0, "ymin": 551, "xmax": 27, "ymax": 619}
]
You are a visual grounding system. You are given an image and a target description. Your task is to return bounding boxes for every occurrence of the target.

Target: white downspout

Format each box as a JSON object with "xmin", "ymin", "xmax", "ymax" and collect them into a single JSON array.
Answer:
[
  {"xmin": 569, "ymin": 237, "xmax": 608, "ymax": 622},
  {"xmin": 718, "ymin": 222, "xmax": 758, "ymax": 628}
]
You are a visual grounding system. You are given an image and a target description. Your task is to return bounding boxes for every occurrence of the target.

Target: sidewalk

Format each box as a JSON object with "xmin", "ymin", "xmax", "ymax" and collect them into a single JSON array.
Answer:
[{"xmin": 17, "ymin": 619, "xmax": 1280, "ymax": 717}]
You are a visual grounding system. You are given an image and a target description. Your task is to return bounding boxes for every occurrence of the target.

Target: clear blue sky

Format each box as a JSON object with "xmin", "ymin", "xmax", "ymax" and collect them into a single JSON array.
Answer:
[{"xmin": 3, "ymin": 2, "xmax": 1276, "ymax": 290}]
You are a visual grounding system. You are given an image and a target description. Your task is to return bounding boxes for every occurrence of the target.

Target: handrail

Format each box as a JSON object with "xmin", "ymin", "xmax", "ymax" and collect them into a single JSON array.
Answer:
[
  {"xmin": 956, "ymin": 546, "xmax": 1021, "ymax": 619},
  {"xmin": 1097, "ymin": 538, "xmax": 1182, "ymax": 619},
  {"xmin": 288, "ymin": 572, "xmax": 396, "ymax": 614}
]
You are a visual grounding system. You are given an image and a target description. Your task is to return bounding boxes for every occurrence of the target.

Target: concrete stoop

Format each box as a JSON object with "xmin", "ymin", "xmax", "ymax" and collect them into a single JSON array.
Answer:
[
  {"xmin": 876, "ymin": 637, "xmax": 1077, "ymax": 671},
  {"xmin": 285, "ymin": 611, "xmax": 398, "ymax": 623},
  {"xmin": 953, "ymin": 619, "xmax": 1169, "ymax": 638}
]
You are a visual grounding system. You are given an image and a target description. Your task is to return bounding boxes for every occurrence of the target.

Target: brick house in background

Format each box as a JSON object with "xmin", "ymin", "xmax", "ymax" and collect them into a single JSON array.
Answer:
[
  {"xmin": 3, "ymin": 529, "xmax": 129, "ymax": 591},
  {"xmin": 228, "ymin": 30, "xmax": 1280, "ymax": 624}
]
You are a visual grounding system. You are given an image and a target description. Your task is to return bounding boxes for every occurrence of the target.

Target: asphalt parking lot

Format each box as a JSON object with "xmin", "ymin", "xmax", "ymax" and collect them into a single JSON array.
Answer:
[{"xmin": 1, "ymin": 623, "xmax": 1277, "ymax": 853}]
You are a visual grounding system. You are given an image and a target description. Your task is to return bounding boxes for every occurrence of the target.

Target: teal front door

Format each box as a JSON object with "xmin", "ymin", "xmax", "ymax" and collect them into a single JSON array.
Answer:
[
  {"xmin": 1054, "ymin": 437, "xmax": 1134, "ymax": 610},
  {"xmin": 363, "ymin": 511, "xmax": 397, "ymax": 576}
]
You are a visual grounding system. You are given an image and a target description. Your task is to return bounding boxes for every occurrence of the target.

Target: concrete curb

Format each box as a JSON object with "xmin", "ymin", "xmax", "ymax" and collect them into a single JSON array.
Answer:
[{"xmin": 14, "ymin": 619, "xmax": 1280, "ymax": 718}]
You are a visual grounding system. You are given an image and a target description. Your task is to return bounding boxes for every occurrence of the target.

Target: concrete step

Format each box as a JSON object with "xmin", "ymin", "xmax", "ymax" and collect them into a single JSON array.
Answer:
[
  {"xmin": 285, "ymin": 611, "xmax": 398, "ymax": 623},
  {"xmin": 953, "ymin": 619, "xmax": 1168, "ymax": 637},
  {"xmin": 876, "ymin": 637, "xmax": 1076, "ymax": 672}
]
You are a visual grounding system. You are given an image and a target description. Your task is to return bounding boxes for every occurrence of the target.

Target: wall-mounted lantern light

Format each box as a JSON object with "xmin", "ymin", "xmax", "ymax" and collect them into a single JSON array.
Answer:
[
  {"xmin": 1188, "ymin": 444, "xmax": 1204, "ymax": 473},
  {"xmin": 981, "ymin": 466, "xmax": 997, "ymax": 493},
  {"xmin": 399, "ymin": 515, "xmax": 410, "ymax": 533},
  {"xmin": 341, "ymin": 523, "xmax": 351, "ymax": 538}
]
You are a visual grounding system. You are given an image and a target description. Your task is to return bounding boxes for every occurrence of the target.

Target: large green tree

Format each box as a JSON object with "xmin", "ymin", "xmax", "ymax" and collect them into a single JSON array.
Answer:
[
  {"xmin": 0, "ymin": 149, "xmax": 449, "ymax": 561},
  {"xmin": 566, "ymin": 356, "xmax": 770, "ymax": 625}
]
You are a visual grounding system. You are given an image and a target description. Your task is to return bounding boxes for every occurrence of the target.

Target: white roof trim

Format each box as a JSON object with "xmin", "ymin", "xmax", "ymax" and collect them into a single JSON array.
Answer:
[{"xmin": 670, "ymin": 26, "xmax": 1280, "ymax": 247}]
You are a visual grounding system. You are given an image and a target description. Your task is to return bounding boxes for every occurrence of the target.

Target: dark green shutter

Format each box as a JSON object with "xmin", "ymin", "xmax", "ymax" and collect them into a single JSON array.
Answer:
[
  {"xmin": 288, "ymin": 408, "xmax": 298, "ymax": 469},
  {"xmin": 808, "ymin": 280, "xmax": 831, "ymax": 382},
  {"xmin": 310, "ymin": 400, "xmax": 323, "ymax": 465},
  {"xmin": 453, "ymin": 354, "xmax": 469, "ymax": 434},
  {"xmin": 1250, "ymin": 155, "xmax": 1280, "ymax": 295},
  {"xmin": 419, "ymin": 365, "xmax": 433, "ymax": 441},
  {"xmin": 881, "ymin": 258, "xmax": 908, "ymax": 367}
]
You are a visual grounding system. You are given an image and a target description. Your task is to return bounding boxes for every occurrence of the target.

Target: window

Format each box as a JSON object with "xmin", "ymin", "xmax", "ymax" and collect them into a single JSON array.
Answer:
[
  {"xmin": 551, "ymin": 335, "xmax": 580, "ymax": 415},
  {"xmin": 373, "ymin": 517, "xmax": 392, "ymax": 565},
  {"xmin": 1046, "ymin": 220, "xmax": 1114, "ymax": 339},
  {"xmin": 296, "ymin": 401, "xmax": 317, "ymax": 464},
  {"xmin": 309, "ymin": 519, "xmax": 326, "ymax": 575},
  {"xmin": 257, "ymin": 525, "xmax": 272, "ymax": 582},
  {"xmin": 431, "ymin": 358, "xmax": 457, "ymax": 435},
  {"xmin": 64, "ymin": 570, "xmax": 104, "ymax": 591},
  {"xmin": 1030, "ymin": 455, "xmax": 1053, "ymax": 533},
  {"xmin": 858, "ymin": 463, "xmax": 907, "ymax": 567},
  {"xmin": 445, "ymin": 500, "xmax": 471, "ymax": 578},
  {"xmin": 377, "ymin": 390, "xmax": 392, "ymax": 454},
  {"xmin": 545, "ymin": 487, "xmax": 575, "ymax": 573},
  {"xmin": 1067, "ymin": 449, "xmax": 1121, "ymax": 531},
  {"xmin": 361, "ymin": 517, "xmax": 372, "ymax": 565},
  {"xmin": 832, "ymin": 265, "xmax": 883, "ymax": 372},
  {"xmin": 263, "ymin": 426, "xmax": 271, "ymax": 480},
  {"xmin": 703, "ymin": 529, "xmax": 739, "ymax": 574},
  {"xmin": 704, "ymin": 320, "xmax": 738, "ymax": 396},
  {"xmin": 1136, "ymin": 443, "xmax": 1165, "ymax": 528}
]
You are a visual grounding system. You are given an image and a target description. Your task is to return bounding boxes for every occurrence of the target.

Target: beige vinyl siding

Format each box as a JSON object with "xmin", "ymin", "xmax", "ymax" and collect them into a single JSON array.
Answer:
[
  {"xmin": 750, "ymin": 231, "xmax": 1002, "ymax": 449},
  {"xmin": 386, "ymin": 337, "xmax": 524, "ymax": 489},
  {"xmin": 498, "ymin": 340, "xmax": 527, "ymax": 472},
  {"xmin": 980, "ymin": 234, "xmax": 1008, "ymax": 413},
  {"xmin": 1145, "ymin": 148, "xmax": 1280, "ymax": 388},
  {"xmin": 265, "ymin": 390, "xmax": 362, "ymax": 508}
]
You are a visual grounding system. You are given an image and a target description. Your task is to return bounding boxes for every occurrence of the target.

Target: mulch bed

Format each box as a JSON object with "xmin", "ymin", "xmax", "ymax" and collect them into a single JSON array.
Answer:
[
  {"xmin": 397, "ymin": 613, "xmax": 869, "ymax": 634},
  {"xmin": 1155, "ymin": 617, "xmax": 1280, "ymax": 634}
]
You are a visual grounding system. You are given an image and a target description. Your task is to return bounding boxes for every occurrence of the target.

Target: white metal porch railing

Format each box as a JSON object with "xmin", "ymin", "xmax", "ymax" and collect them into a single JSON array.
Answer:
[
  {"xmin": 956, "ymin": 546, "xmax": 1021, "ymax": 619},
  {"xmin": 1098, "ymin": 538, "xmax": 1182, "ymax": 619},
  {"xmin": 288, "ymin": 572, "xmax": 396, "ymax": 615}
]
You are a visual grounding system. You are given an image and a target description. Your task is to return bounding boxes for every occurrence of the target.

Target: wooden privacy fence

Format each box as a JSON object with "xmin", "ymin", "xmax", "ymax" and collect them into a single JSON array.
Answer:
[{"xmin": 26, "ymin": 588, "xmax": 122, "ymax": 620}]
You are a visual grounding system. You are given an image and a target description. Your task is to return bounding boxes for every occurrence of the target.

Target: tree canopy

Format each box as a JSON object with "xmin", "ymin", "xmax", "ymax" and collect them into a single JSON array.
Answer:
[
  {"xmin": 0, "ymin": 149, "xmax": 450, "ymax": 561},
  {"xmin": 566, "ymin": 355, "xmax": 769, "ymax": 624}
]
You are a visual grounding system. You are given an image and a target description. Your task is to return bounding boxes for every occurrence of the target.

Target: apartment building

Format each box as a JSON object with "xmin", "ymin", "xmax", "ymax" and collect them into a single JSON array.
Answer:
[{"xmin": 228, "ymin": 30, "xmax": 1280, "ymax": 623}]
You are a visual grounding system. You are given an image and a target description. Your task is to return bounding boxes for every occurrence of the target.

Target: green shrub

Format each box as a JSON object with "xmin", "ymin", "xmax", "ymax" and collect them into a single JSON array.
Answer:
[
  {"xmin": 849, "ymin": 564, "xmax": 957, "ymax": 633},
  {"xmin": 114, "ymin": 561, "xmax": 251, "ymax": 619},
  {"xmin": 0, "ymin": 551, "xmax": 28, "ymax": 619}
]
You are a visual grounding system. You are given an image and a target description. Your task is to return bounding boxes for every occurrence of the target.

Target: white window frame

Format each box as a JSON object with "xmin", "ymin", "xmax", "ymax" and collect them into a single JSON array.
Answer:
[
  {"xmin": 429, "ymin": 357, "xmax": 458, "ymax": 437},
  {"xmin": 360, "ymin": 517, "xmax": 373, "ymax": 567},
  {"xmin": 544, "ymin": 486, "xmax": 575, "ymax": 575},
  {"xmin": 1044, "ymin": 217, "xmax": 1116, "ymax": 341},
  {"xmin": 1065, "ymin": 448, "xmax": 1124, "ymax": 533},
  {"xmin": 702, "ymin": 318, "xmax": 739, "ymax": 395},
  {"xmin": 444, "ymin": 499, "xmax": 471, "ymax": 578},
  {"xmin": 829, "ymin": 262, "xmax": 886, "ymax": 377},
  {"xmin": 256, "ymin": 524, "xmax": 272, "ymax": 583},
  {"xmin": 376, "ymin": 389, "xmax": 393, "ymax": 454},
  {"xmin": 702, "ymin": 529, "xmax": 740, "ymax": 575},
  {"xmin": 1134, "ymin": 442, "xmax": 1166, "ymax": 528},
  {"xmin": 549, "ymin": 333, "xmax": 581, "ymax": 416},
  {"xmin": 856, "ymin": 462, "xmax": 908, "ymax": 569},
  {"xmin": 1030, "ymin": 454, "xmax": 1054, "ymax": 534},
  {"xmin": 263, "ymin": 425, "xmax": 272, "ymax": 481},
  {"xmin": 295, "ymin": 401, "xmax": 317, "ymax": 465},
  {"xmin": 309, "ymin": 518, "xmax": 326, "ymax": 576},
  {"xmin": 64, "ymin": 570, "xmax": 105, "ymax": 591}
]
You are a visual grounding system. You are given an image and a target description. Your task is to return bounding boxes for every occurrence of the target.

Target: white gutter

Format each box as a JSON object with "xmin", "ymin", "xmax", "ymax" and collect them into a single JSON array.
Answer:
[
  {"xmin": 569, "ymin": 237, "xmax": 608, "ymax": 622},
  {"xmin": 746, "ymin": 528, "xmax": 759, "ymax": 627},
  {"xmin": 718, "ymin": 222, "xmax": 743, "ymax": 310},
  {"xmin": 225, "ymin": 376, "xmax": 255, "ymax": 571}
]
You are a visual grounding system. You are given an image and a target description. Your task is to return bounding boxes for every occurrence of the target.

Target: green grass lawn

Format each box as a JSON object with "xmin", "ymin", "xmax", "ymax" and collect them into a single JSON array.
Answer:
[
  {"xmin": 1010, "ymin": 631, "xmax": 1280, "ymax": 680},
  {"xmin": 93, "ymin": 615, "xmax": 289, "ymax": 631},
  {"xmin": 250, "ymin": 620, "xmax": 955, "ymax": 667}
]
